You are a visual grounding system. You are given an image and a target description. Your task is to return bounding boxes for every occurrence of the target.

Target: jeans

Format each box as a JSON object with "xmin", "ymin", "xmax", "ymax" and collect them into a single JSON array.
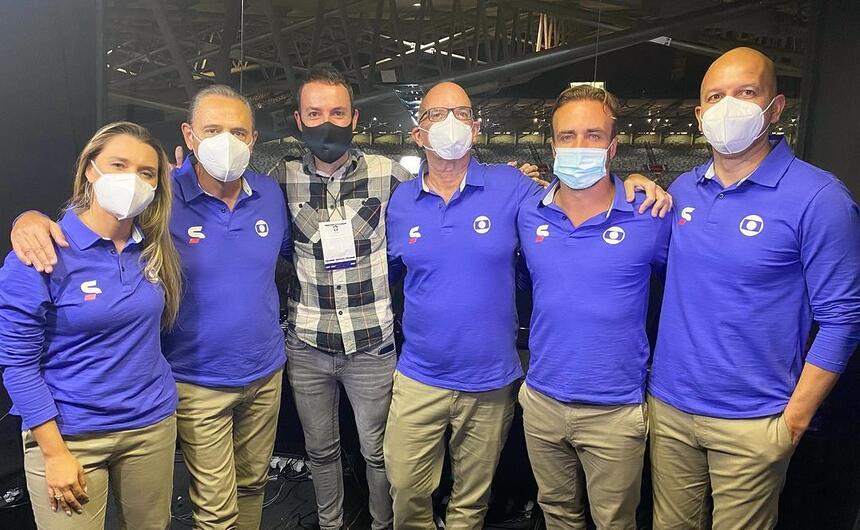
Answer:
[{"xmin": 286, "ymin": 331, "xmax": 396, "ymax": 530}]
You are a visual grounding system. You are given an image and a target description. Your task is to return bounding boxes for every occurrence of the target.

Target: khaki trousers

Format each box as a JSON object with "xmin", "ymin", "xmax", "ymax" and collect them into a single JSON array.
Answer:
[
  {"xmin": 176, "ymin": 369, "xmax": 283, "ymax": 530},
  {"xmin": 384, "ymin": 371, "xmax": 516, "ymax": 530},
  {"xmin": 24, "ymin": 415, "xmax": 176, "ymax": 530},
  {"xmin": 519, "ymin": 384, "xmax": 647, "ymax": 530},
  {"xmin": 648, "ymin": 395, "xmax": 795, "ymax": 530}
]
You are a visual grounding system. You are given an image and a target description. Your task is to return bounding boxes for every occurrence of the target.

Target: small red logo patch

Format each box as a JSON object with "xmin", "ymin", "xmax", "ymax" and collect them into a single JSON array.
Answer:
[
  {"xmin": 408, "ymin": 237, "xmax": 418, "ymax": 245},
  {"xmin": 189, "ymin": 238, "xmax": 200, "ymax": 244},
  {"xmin": 84, "ymin": 294, "xmax": 97, "ymax": 301}
]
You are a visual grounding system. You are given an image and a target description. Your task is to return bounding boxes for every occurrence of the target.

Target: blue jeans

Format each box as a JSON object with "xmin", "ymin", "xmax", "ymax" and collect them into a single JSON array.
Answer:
[{"xmin": 286, "ymin": 331, "xmax": 396, "ymax": 530}]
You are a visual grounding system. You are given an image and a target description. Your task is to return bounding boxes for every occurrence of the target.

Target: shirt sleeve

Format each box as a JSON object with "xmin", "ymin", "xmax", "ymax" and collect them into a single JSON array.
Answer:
[
  {"xmin": 278, "ymin": 190, "xmax": 292, "ymax": 259},
  {"xmin": 0, "ymin": 253, "xmax": 58, "ymax": 429},
  {"xmin": 386, "ymin": 202, "xmax": 405, "ymax": 285},
  {"xmin": 389, "ymin": 161, "xmax": 416, "ymax": 195},
  {"xmin": 516, "ymin": 251, "xmax": 532, "ymax": 292},
  {"xmin": 800, "ymin": 181, "xmax": 860, "ymax": 373},
  {"xmin": 515, "ymin": 169, "xmax": 544, "ymax": 205},
  {"xmin": 650, "ymin": 213, "xmax": 672, "ymax": 282}
]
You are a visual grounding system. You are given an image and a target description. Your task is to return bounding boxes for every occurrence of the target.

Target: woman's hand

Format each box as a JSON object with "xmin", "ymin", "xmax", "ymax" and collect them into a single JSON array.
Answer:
[{"xmin": 44, "ymin": 450, "xmax": 88, "ymax": 516}]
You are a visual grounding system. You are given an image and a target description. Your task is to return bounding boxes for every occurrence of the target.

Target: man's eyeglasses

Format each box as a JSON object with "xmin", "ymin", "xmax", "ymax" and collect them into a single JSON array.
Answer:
[{"xmin": 418, "ymin": 106, "xmax": 474, "ymax": 123}]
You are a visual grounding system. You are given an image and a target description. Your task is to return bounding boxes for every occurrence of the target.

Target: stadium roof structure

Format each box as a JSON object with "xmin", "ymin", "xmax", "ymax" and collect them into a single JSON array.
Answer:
[{"xmin": 104, "ymin": 0, "xmax": 809, "ymax": 138}]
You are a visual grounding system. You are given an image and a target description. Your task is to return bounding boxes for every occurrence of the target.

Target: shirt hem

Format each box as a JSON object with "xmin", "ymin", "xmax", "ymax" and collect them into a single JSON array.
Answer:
[
  {"xmin": 397, "ymin": 364, "xmax": 522, "ymax": 393},
  {"xmin": 48, "ymin": 407, "xmax": 176, "ymax": 438},
  {"xmin": 172, "ymin": 358, "xmax": 285, "ymax": 389},
  {"xmin": 526, "ymin": 378, "xmax": 643, "ymax": 406},
  {"xmin": 647, "ymin": 385, "xmax": 787, "ymax": 419}
]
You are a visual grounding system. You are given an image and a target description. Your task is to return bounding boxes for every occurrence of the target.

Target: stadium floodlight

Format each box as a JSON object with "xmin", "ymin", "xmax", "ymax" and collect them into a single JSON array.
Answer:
[{"xmin": 569, "ymin": 81, "xmax": 606, "ymax": 89}]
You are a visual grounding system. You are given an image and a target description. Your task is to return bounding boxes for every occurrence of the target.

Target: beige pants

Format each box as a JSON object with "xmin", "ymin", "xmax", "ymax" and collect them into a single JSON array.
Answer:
[
  {"xmin": 519, "ymin": 384, "xmax": 647, "ymax": 530},
  {"xmin": 648, "ymin": 395, "xmax": 795, "ymax": 530},
  {"xmin": 176, "ymin": 369, "xmax": 283, "ymax": 530},
  {"xmin": 383, "ymin": 371, "xmax": 516, "ymax": 530},
  {"xmin": 24, "ymin": 414, "xmax": 176, "ymax": 530}
]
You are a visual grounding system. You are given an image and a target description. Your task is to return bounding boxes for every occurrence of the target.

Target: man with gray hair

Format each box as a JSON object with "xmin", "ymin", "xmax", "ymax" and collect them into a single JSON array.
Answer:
[{"xmin": 9, "ymin": 84, "xmax": 292, "ymax": 530}]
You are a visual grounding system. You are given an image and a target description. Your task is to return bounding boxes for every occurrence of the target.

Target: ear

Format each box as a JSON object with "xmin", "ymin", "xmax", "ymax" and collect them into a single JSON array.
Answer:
[
  {"xmin": 180, "ymin": 122, "xmax": 195, "ymax": 152},
  {"xmin": 471, "ymin": 118, "xmax": 481, "ymax": 139},
  {"xmin": 85, "ymin": 160, "xmax": 98, "ymax": 184},
  {"xmin": 249, "ymin": 130, "xmax": 259, "ymax": 152},
  {"xmin": 768, "ymin": 94, "xmax": 787, "ymax": 125},
  {"xmin": 550, "ymin": 140, "xmax": 556, "ymax": 159},
  {"xmin": 410, "ymin": 126, "xmax": 424, "ymax": 148},
  {"xmin": 293, "ymin": 110, "xmax": 303, "ymax": 132},
  {"xmin": 694, "ymin": 105, "xmax": 704, "ymax": 132},
  {"xmin": 608, "ymin": 136, "xmax": 618, "ymax": 160},
  {"xmin": 351, "ymin": 109, "xmax": 360, "ymax": 131}
]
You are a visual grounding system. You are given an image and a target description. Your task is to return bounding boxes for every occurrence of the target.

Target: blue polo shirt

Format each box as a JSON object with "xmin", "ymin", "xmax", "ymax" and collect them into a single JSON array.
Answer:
[
  {"xmin": 518, "ymin": 175, "xmax": 671, "ymax": 405},
  {"xmin": 162, "ymin": 156, "xmax": 291, "ymax": 387},
  {"xmin": 650, "ymin": 138, "xmax": 860, "ymax": 418},
  {"xmin": 0, "ymin": 211, "xmax": 177, "ymax": 435},
  {"xmin": 387, "ymin": 158, "xmax": 540, "ymax": 391}
]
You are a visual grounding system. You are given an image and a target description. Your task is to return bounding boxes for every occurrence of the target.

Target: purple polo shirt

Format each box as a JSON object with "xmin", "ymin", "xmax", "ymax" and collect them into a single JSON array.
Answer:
[
  {"xmin": 161, "ymin": 156, "xmax": 291, "ymax": 387},
  {"xmin": 0, "ymin": 211, "xmax": 177, "ymax": 435},
  {"xmin": 650, "ymin": 138, "xmax": 860, "ymax": 418},
  {"xmin": 518, "ymin": 175, "xmax": 671, "ymax": 404},
  {"xmin": 386, "ymin": 158, "xmax": 540, "ymax": 392}
]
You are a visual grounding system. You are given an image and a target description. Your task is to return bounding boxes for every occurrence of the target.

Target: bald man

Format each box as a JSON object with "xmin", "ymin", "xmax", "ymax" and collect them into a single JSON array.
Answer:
[
  {"xmin": 647, "ymin": 47, "xmax": 860, "ymax": 529},
  {"xmin": 383, "ymin": 81, "xmax": 668, "ymax": 529}
]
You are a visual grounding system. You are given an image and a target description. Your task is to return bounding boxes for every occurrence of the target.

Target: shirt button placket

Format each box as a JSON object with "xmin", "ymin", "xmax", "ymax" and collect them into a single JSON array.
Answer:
[{"xmin": 333, "ymin": 269, "xmax": 350, "ymax": 339}]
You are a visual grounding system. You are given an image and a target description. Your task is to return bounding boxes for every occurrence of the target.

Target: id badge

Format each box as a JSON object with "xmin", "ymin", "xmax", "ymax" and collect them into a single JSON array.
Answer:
[{"xmin": 320, "ymin": 219, "xmax": 357, "ymax": 270}]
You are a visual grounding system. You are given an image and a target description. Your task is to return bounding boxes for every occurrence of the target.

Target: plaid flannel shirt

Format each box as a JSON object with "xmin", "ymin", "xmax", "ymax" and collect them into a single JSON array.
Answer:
[{"xmin": 272, "ymin": 149, "xmax": 414, "ymax": 354}]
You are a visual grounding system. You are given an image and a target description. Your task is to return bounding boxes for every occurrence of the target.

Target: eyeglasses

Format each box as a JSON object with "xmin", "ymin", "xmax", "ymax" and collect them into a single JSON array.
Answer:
[{"xmin": 418, "ymin": 106, "xmax": 474, "ymax": 123}]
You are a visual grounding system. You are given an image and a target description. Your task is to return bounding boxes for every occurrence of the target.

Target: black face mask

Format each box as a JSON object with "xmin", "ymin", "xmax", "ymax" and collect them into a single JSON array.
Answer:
[{"xmin": 300, "ymin": 120, "xmax": 354, "ymax": 164}]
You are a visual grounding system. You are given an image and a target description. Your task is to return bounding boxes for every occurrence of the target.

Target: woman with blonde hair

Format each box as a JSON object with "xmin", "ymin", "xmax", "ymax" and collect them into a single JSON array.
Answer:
[{"xmin": 0, "ymin": 121, "xmax": 182, "ymax": 529}]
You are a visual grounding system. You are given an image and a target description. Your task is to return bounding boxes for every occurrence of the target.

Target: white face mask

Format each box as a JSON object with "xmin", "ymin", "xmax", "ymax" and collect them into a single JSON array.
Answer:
[
  {"xmin": 701, "ymin": 96, "xmax": 776, "ymax": 155},
  {"xmin": 192, "ymin": 131, "xmax": 251, "ymax": 182},
  {"xmin": 420, "ymin": 112, "xmax": 474, "ymax": 160},
  {"xmin": 90, "ymin": 161, "xmax": 156, "ymax": 220}
]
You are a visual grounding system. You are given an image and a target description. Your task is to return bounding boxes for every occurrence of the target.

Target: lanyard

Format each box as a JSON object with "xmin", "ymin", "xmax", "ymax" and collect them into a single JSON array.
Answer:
[{"xmin": 318, "ymin": 175, "xmax": 347, "ymax": 221}]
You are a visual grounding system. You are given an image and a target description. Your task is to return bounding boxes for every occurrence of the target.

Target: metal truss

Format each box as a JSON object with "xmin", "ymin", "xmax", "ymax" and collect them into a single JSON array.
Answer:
[{"xmin": 102, "ymin": 0, "xmax": 809, "ymax": 134}]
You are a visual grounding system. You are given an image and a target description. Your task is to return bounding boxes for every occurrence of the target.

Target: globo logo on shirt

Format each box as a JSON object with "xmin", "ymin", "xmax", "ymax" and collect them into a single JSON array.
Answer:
[
  {"xmin": 80, "ymin": 280, "xmax": 102, "ymax": 301},
  {"xmin": 473, "ymin": 215, "xmax": 491, "ymax": 234},
  {"xmin": 739, "ymin": 214, "xmax": 764, "ymax": 237},
  {"xmin": 535, "ymin": 224, "xmax": 550, "ymax": 242},
  {"xmin": 255, "ymin": 219, "xmax": 269, "ymax": 237},
  {"xmin": 602, "ymin": 226, "xmax": 626, "ymax": 245},
  {"xmin": 187, "ymin": 226, "xmax": 206, "ymax": 244}
]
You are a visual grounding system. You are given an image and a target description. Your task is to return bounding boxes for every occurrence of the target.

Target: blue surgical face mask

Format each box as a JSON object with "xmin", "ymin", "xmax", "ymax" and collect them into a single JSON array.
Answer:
[{"xmin": 553, "ymin": 147, "xmax": 609, "ymax": 190}]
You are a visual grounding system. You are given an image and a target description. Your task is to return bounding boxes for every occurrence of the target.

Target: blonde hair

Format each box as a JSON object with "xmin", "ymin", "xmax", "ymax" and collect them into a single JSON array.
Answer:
[{"xmin": 68, "ymin": 121, "xmax": 182, "ymax": 328}]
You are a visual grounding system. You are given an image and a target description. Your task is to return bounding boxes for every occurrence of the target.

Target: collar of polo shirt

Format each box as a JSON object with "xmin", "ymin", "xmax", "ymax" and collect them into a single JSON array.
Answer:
[
  {"xmin": 62, "ymin": 208, "xmax": 145, "ymax": 250},
  {"xmin": 540, "ymin": 174, "xmax": 632, "ymax": 220},
  {"xmin": 696, "ymin": 136, "xmax": 794, "ymax": 189},
  {"xmin": 415, "ymin": 157, "xmax": 486, "ymax": 199}
]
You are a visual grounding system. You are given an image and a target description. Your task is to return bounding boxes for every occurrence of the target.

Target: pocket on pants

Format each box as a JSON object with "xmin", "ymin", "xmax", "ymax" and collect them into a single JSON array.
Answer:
[
  {"xmin": 775, "ymin": 413, "xmax": 795, "ymax": 453},
  {"xmin": 637, "ymin": 401, "xmax": 649, "ymax": 439},
  {"xmin": 362, "ymin": 336, "xmax": 396, "ymax": 360},
  {"xmin": 285, "ymin": 330, "xmax": 309, "ymax": 352}
]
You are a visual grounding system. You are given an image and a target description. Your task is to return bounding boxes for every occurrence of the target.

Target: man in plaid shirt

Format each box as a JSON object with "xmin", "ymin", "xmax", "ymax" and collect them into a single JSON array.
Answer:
[{"xmin": 271, "ymin": 66, "xmax": 412, "ymax": 530}]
